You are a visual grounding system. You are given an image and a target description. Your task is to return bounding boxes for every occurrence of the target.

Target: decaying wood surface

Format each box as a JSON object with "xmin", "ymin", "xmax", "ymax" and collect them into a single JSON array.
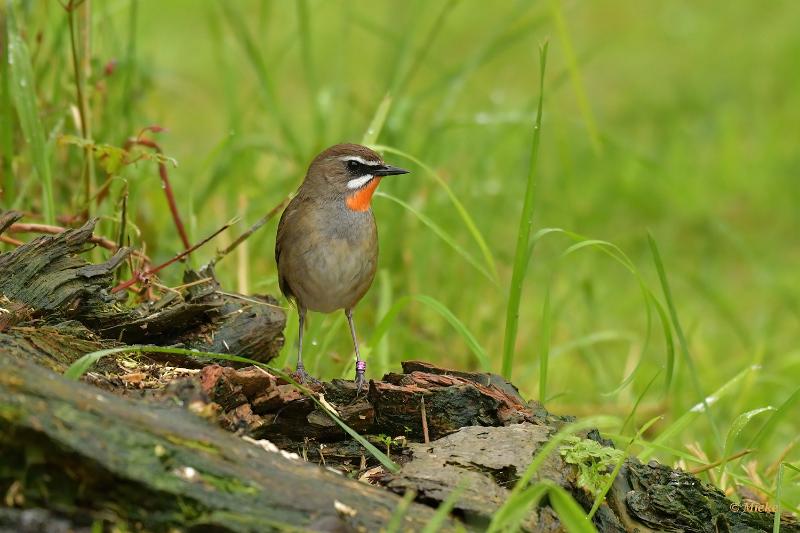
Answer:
[
  {"xmin": 1, "ymin": 211, "xmax": 797, "ymax": 532},
  {"xmin": 0, "ymin": 355, "xmax": 455, "ymax": 532},
  {"xmin": 0, "ymin": 213, "xmax": 285, "ymax": 370}
]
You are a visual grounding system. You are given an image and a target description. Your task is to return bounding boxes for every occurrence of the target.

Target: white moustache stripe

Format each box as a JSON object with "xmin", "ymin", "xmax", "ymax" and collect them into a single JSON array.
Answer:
[
  {"xmin": 340, "ymin": 155, "xmax": 381, "ymax": 166},
  {"xmin": 346, "ymin": 175, "xmax": 374, "ymax": 189}
]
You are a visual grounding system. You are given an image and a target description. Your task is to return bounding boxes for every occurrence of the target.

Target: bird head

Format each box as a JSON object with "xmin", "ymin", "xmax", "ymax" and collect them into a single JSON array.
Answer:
[{"xmin": 302, "ymin": 143, "xmax": 409, "ymax": 211}]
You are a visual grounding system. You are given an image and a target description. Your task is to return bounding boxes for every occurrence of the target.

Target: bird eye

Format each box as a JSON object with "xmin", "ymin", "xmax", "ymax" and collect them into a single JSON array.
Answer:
[{"xmin": 347, "ymin": 160, "xmax": 360, "ymax": 171}]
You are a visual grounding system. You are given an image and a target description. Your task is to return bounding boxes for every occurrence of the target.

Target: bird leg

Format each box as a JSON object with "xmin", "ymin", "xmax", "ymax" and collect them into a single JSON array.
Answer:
[
  {"xmin": 294, "ymin": 307, "xmax": 314, "ymax": 384},
  {"xmin": 345, "ymin": 308, "xmax": 366, "ymax": 394}
]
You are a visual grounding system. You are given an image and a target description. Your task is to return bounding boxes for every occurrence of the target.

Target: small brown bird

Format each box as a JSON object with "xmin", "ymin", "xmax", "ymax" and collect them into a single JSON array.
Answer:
[{"xmin": 275, "ymin": 143, "xmax": 409, "ymax": 391}]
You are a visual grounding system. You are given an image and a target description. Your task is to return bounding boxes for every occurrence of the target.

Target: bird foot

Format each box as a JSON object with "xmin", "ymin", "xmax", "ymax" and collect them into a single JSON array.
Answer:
[
  {"xmin": 354, "ymin": 360, "xmax": 367, "ymax": 395},
  {"xmin": 293, "ymin": 363, "xmax": 319, "ymax": 385}
]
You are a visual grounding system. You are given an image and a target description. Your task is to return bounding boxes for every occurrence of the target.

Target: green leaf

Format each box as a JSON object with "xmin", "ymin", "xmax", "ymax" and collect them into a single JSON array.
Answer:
[
  {"xmin": 385, "ymin": 490, "xmax": 418, "ymax": 533},
  {"xmin": 501, "ymin": 42, "xmax": 548, "ymax": 379},
  {"xmin": 375, "ymin": 191, "xmax": 495, "ymax": 284},
  {"xmin": 648, "ymin": 232, "xmax": 721, "ymax": 450},
  {"xmin": 548, "ymin": 483, "xmax": 597, "ymax": 533},
  {"xmin": 217, "ymin": 1, "xmax": 303, "ymax": 162},
  {"xmin": 721, "ymin": 407, "xmax": 774, "ymax": 477},
  {"xmin": 530, "ymin": 229, "xmax": 674, "ymax": 402},
  {"xmin": 559, "ymin": 436, "xmax": 624, "ymax": 497},
  {"xmin": 361, "ymin": 94, "xmax": 392, "ymax": 146},
  {"xmin": 367, "ymin": 294, "xmax": 491, "ymax": 372},
  {"xmin": 773, "ymin": 462, "xmax": 783, "ymax": 533},
  {"xmin": 489, "ymin": 416, "xmax": 618, "ymax": 532},
  {"xmin": 489, "ymin": 483, "xmax": 548, "ymax": 532},
  {"xmin": 748, "ymin": 386, "xmax": 800, "ymax": 450},
  {"xmin": 638, "ymin": 365, "xmax": 759, "ymax": 461},
  {"xmin": 5, "ymin": 2, "xmax": 55, "ymax": 223},
  {"xmin": 421, "ymin": 482, "xmax": 466, "ymax": 533},
  {"xmin": 548, "ymin": 0, "xmax": 601, "ymax": 155},
  {"xmin": 372, "ymin": 145, "xmax": 498, "ymax": 283}
]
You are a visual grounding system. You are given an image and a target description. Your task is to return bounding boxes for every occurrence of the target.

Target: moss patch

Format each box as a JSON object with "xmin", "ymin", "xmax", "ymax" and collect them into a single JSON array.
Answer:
[{"xmin": 559, "ymin": 436, "xmax": 624, "ymax": 497}]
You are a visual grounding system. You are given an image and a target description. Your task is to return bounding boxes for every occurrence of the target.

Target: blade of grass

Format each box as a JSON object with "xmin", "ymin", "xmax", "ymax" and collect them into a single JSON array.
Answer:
[
  {"xmin": 648, "ymin": 232, "xmax": 722, "ymax": 451},
  {"xmin": 501, "ymin": 41, "xmax": 548, "ymax": 379},
  {"xmin": 64, "ymin": 345, "xmax": 399, "ymax": 473},
  {"xmin": 688, "ymin": 273, "xmax": 752, "ymax": 351},
  {"xmin": 420, "ymin": 481, "xmax": 466, "ymax": 533},
  {"xmin": 420, "ymin": 1, "xmax": 538, "ymax": 133},
  {"xmin": 638, "ymin": 364, "xmax": 759, "ymax": 461},
  {"xmin": 389, "ymin": 0, "xmax": 460, "ymax": 97},
  {"xmin": 277, "ymin": 305, "xmax": 299, "ymax": 370},
  {"xmin": 372, "ymin": 145, "xmax": 498, "ymax": 282},
  {"xmin": 548, "ymin": 483, "xmax": 597, "ymax": 533},
  {"xmin": 721, "ymin": 407, "xmax": 775, "ymax": 480},
  {"xmin": 489, "ymin": 484, "xmax": 548, "ymax": 533},
  {"xmin": 296, "ymin": 0, "xmax": 324, "ymax": 151},
  {"xmin": 361, "ymin": 93, "xmax": 392, "ymax": 146},
  {"xmin": 606, "ymin": 433, "xmax": 713, "ymax": 465},
  {"xmin": 310, "ymin": 313, "xmax": 345, "ymax": 377},
  {"xmin": 548, "ymin": 0, "xmax": 601, "ymax": 154},
  {"xmin": 620, "ymin": 370, "xmax": 662, "ymax": 435},
  {"xmin": 0, "ymin": 15, "xmax": 14, "ymax": 208},
  {"xmin": 121, "ymin": 0, "xmax": 139, "ymax": 138},
  {"xmin": 550, "ymin": 330, "xmax": 634, "ymax": 360},
  {"xmin": 538, "ymin": 278, "xmax": 553, "ymax": 403},
  {"xmin": 535, "ymin": 233, "xmax": 674, "ymax": 402},
  {"xmin": 374, "ymin": 191, "xmax": 495, "ymax": 283},
  {"xmin": 217, "ymin": 1, "xmax": 304, "ymax": 162},
  {"xmin": 367, "ymin": 293, "xmax": 491, "ymax": 371},
  {"xmin": 748, "ymin": 385, "xmax": 800, "ymax": 450},
  {"xmin": 726, "ymin": 470, "xmax": 800, "ymax": 515},
  {"xmin": 587, "ymin": 416, "xmax": 663, "ymax": 520},
  {"xmin": 5, "ymin": 2, "xmax": 55, "ymax": 223},
  {"xmin": 529, "ymin": 228, "xmax": 675, "ymax": 394},
  {"xmin": 384, "ymin": 490, "xmax": 418, "ymax": 533},
  {"xmin": 488, "ymin": 415, "xmax": 618, "ymax": 532},
  {"xmin": 66, "ymin": 0, "xmax": 96, "ymax": 217},
  {"xmin": 773, "ymin": 463, "xmax": 783, "ymax": 533}
]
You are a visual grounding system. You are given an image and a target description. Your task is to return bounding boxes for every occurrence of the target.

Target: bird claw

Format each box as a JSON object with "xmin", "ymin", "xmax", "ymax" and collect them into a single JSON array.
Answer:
[
  {"xmin": 293, "ymin": 363, "xmax": 318, "ymax": 385},
  {"xmin": 355, "ymin": 373, "xmax": 366, "ymax": 395}
]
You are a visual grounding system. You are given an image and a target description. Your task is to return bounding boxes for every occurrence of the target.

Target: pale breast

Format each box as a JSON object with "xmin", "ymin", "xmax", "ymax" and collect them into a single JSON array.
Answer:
[{"xmin": 278, "ymin": 201, "xmax": 378, "ymax": 313}]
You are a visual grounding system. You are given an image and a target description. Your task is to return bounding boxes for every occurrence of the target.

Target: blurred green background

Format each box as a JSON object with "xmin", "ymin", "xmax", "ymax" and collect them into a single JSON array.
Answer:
[{"xmin": 2, "ymin": 0, "xmax": 798, "ymax": 507}]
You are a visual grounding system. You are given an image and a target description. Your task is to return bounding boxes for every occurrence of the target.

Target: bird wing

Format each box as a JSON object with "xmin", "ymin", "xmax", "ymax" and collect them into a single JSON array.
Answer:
[
  {"xmin": 275, "ymin": 195, "xmax": 311, "ymax": 302},
  {"xmin": 275, "ymin": 201, "xmax": 294, "ymax": 301}
]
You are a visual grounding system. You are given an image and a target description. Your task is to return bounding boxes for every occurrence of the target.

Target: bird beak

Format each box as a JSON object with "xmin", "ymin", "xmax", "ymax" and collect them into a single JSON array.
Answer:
[{"xmin": 373, "ymin": 164, "xmax": 410, "ymax": 177}]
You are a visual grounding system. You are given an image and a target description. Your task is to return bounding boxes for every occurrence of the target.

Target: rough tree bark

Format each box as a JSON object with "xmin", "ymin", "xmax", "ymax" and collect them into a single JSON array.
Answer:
[{"xmin": 0, "ymin": 212, "xmax": 797, "ymax": 532}]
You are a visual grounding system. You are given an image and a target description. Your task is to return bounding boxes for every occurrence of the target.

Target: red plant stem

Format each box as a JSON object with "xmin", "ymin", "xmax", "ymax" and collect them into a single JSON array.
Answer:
[
  {"xmin": 124, "ymin": 136, "xmax": 191, "ymax": 250},
  {"xmin": 212, "ymin": 195, "xmax": 290, "ymax": 265},
  {"xmin": 111, "ymin": 221, "xmax": 232, "ymax": 294},
  {"xmin": 0, "ymin": 235, "xmax": 24, "ymax": 246},
  {"xmin": 7, "ymin": 222, "xmax": 150, "ymax": 263}
]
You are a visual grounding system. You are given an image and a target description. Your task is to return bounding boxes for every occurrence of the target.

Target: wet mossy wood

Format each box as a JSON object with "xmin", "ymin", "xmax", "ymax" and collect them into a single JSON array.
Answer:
[
  {"xmin": 1, "ymin": 211, "xmax": 798, "ymax": 532},
  {"xmin": 199, "ymin": 364, "xmax": 800, "ymax": 532},
  {"xmin": 0, "ymin": 355, "xmax": 451, "ymax": 532}
]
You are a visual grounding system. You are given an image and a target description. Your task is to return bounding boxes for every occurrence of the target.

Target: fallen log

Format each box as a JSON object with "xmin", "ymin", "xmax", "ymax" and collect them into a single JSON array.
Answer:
[
  {"xmin": 193, "ymin": 364, "xmax": 799, "ymax": 532},
  {"xmin": 0, "ymin": 214, "xmax": 285, "ymax": 369},
  {"xmin": 0, "ymin": 355, "xmax": 453, "ymax": 532},
  {"xmin": 1, "ymin": 211, "xmax": 798, "ymax": 532}
]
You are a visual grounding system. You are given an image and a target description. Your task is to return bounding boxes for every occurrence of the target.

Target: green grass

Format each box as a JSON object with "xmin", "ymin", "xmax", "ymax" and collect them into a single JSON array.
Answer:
[{"xmin": 4, "ymin": 0, "xmax": 799, "ymax": 521}]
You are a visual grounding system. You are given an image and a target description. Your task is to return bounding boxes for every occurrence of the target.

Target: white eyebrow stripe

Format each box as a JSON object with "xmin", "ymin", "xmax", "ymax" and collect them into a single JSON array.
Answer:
[
  {"xmin": 340, "ymin": 155, "xmax": 381, "ymax": 166},
  {"xmin": 346, "ymin": 175, "xmax": 374, "ymax": 189}
]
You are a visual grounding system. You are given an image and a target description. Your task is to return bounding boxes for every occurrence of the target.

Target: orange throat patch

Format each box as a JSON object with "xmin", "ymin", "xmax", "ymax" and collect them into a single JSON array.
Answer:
[{"xmin": 345, "ymin": 177, "xmax": 382, "ymax": 211}]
